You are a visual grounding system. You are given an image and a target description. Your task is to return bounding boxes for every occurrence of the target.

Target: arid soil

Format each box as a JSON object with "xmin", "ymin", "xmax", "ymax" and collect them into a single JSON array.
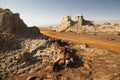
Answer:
[
  {"xmin": 40, "ymin": 28, "xmax": 120, "ymax": 53},
  {"xmin": 12, "ymin": 39, "xmax": 120, "ymax": 80},
  {"xmin": 0, "ymin": 28, "xmax": 120, "ymax": 80},
  {"xmin": 0, "ymin": 8, "xmax": 120, "ymax": 80},
  {"xmin": 34, "ymin": 28, "xmax": 120, "ymax": 80}
]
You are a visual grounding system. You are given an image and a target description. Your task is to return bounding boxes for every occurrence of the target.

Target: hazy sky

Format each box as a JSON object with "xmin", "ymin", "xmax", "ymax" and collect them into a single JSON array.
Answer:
[{"xmin": 0, "ymin": 0, "xmax": 120, "ymax": 26}]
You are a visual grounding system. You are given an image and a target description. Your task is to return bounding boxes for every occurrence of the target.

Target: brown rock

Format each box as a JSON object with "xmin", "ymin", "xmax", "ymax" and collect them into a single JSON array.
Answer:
[{"xmin": 26, "ymin": 76, "xmax": 36, "ymax": 80}]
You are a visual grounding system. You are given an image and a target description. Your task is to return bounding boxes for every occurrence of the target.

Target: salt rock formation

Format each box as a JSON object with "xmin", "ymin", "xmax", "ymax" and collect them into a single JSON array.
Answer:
[
  {"xmin": 51, "ymin": 14, "xmax": 120, "ymax": 33},
  {"xmin": 74, "ymin": 15, "xmax": 83, "ymax": 22},
  {"xmin": 0, "ymin": 8, "xmax": 43, "ymax": 51},
  {"xmin": 0, "ymin": 8, "xmax": 40, "ymax": 37},
  {"xmin": 53, "ymin": 14, "xmax": 94, "ymax": 32},
  {"xmin": 74, "ymin": 15, "xmax": 94, "ymax": 26},
  {"xmin": 95, "ymin": 21, "xmax": 120, "ymax": 33},
  {"xmin": 0, "ymin": 39, "xmax": 78, "ymax": 80},
  {"xmin": 54, "ymin": 16, "xmax": 73, "ymax": 32},
  {"xmin": 0, "ymin": 9, "xmax": 26, "ymax": 34}
]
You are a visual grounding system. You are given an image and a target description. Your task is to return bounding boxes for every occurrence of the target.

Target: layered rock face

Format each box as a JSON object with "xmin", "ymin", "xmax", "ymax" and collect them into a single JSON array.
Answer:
[
  {"xmin": 74, "ymin": 15, "xmax": 94, "ymax": 26},
  {"xmin": 52, "ymin": 15, "xmax": 94, "ymax": 32},
  {"xmin": 0, "ymin": 9, "xmax": 27, "ymax": 34},
  {"xmin": 0, "ymin": 39, "xmax": 80, "ymax": 80},
  {"xmin": 54, "ymin": 16, "xmax": 73, "ymax": 32},
  {"xmin": 0, "ymin": 8, "xmax": 40, "ymax": 37},
  {"xmin": 0, "ymin": 8, "xmax": 43, "ymax": 51},
  {"xmin": 51, "ymin": 14, "xmax": 120, "ymax": 33}
]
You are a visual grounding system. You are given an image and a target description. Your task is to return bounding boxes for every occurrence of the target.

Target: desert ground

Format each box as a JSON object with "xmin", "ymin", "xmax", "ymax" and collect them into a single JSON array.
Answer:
[
  {"xmin": 40, "ymin": 28, "xmax": 120, "ymax": 53},
  {"xmin": 0, "ymin": 9, "xmax": 120, "ymax": 80},
  {"xmin": 13, "ymin": 28, "xmax": 120, "ymax": 80}
]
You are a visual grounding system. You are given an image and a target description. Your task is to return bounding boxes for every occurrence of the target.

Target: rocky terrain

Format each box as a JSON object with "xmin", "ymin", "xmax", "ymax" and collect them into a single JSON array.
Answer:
[
  {"xmin": 50, "ymin": 14, "xmax": 120, "ymax": 34},
  {"xmin": 0, "ymin": 8, "xmax": 45, "ymax": 51},
  {"xmin": 0, "ymin": 8, "xmax": 120, "ymax": 80},
  {"xmin": 0, "ymin": 8, "xmax": 50, "ymax": 79},
  {"xmin": 12, "ymin": 41, "xmax": 120, "ymax": 80},
  {"xmin": 0, "ymin": 8, "xmax": 87, "ymax": 80},
  {"xmin": 51, "ymin": 15, "xmax": 94, "ymax": 32}
]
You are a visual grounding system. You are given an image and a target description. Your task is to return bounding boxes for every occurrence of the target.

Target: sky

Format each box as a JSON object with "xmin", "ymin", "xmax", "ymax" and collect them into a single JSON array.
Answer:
[{"xmin": 0, "ymin": 0, "xmax": 120, "ymax": 26}]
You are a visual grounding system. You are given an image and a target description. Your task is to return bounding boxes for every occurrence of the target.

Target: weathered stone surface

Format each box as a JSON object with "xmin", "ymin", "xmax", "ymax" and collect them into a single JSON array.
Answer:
[
  {"xmin": 26, "ymin": 76, "xmax": 36, "ymax": 80},
  {"xmin": 0, "ymin": 8, "xmax": 120, "ymax": 80},
  {"xmin": 0, "ymin": 39, "xmax": 74, "ymax": 79},
  {"xmin": 52, "ymin": 14, "xmax": 94, "ymax": 32},
  {"xmin": 55, "ymin": 15, "xmax": 73, "ymax": 32},
  {"xmin": 74, "ymin": 15, "xmax": 83, "ymax": 22},
  {"xmin": 0, "ymin": 8, "xmax": 46, "ymax": 51},
  {"xmin": 0, "ymin": 8, "xmax": 42, "ymax": 37},
  {"xmin": 50, "ymin": 14, "xmax": 120, "ymax": 33}
]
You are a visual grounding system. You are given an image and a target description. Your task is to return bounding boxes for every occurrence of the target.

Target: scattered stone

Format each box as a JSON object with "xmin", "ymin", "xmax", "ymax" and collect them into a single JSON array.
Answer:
[{"xmin": 26, "ymin": 76, "xmax": 36, "ymax": 80}]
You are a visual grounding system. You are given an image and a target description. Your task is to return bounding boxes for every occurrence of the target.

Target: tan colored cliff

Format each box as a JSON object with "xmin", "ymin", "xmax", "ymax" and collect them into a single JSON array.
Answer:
[{"xmin": 53, "ymin": 14, "xmax": 94, "ymax": 32}]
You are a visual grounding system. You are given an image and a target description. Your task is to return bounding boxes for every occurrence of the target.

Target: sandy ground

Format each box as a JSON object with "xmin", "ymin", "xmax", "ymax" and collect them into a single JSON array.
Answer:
[
  {"xmin": 40, "ymin": 28, "xmax": 120, "ymax": 53},
  {"xmin": 6, "ymin": 28, "xmax": 120, "ymax": 80}
]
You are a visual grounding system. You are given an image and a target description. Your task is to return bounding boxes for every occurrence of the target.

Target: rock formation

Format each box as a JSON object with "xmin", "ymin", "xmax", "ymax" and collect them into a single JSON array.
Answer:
[
  {"xmin": 0, "ymin": 8, "xmax": 81, "ymax": 80},
  {"xmin": 0, "ymin": 8, "xmax": 45, "ymax": 51},
  {"xmin": 54, "ymin": 16, "xmax": 73, "ymax": 32},
  {"xmin": 0, "ymin": 8, "xmax": 41, "ymax": 37},
  {"xmin": 74, "ymin": 15, "xmax": 94, "ymax": 26},
  {"xmin": 51, "ymin": 14, "xmax": 120, "ymax": 34},
  {"xmin": 52, "ymin": 14, "xmax": 94, "ymax": 32},
  {"xmin": 0, "ymin": 8, "xmax": 120, "ymax": 80},
  {"xmin": 0, "ymin": 38, "xmax": 81, "ymax": 80}
]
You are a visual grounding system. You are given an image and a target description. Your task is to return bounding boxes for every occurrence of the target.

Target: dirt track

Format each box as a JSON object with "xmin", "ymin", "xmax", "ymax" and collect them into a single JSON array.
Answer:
[{"xmin": 40, "ymin": 28, "xmax": 120, "ymax": 53}]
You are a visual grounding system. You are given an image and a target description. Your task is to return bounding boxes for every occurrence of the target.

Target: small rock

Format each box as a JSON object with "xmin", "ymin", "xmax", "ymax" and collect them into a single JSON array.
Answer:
[
  {"xmin": 60, "ymin": 76, "xmax": 70, "ymax": 80},
  {"xmin": 84, "ymin": 63, "xmax": 91, "ymax": 69},
  {"xmin": 5, "ymin": 57, "xmax": 12, "ymax": 64},
  {"xmin": 26, "ymin": 76, "xmax": 36, "ymax": 80},
  {"xmin": 46, "ymin": 74, "xmax": 53, "ymax": 79},
  {"xmin": 1, "ymin": 63, "xmax": 6, "ymax": 69}
]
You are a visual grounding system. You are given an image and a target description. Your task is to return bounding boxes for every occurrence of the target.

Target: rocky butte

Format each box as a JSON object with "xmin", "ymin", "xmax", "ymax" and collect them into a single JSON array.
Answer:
[
  {"xmin": 51, "ymin": 14, "xmax": 120, "ymax": 34},
  {"xmin": 52, "ymin": 15, "xmax": 94, "ymax": 32}
]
